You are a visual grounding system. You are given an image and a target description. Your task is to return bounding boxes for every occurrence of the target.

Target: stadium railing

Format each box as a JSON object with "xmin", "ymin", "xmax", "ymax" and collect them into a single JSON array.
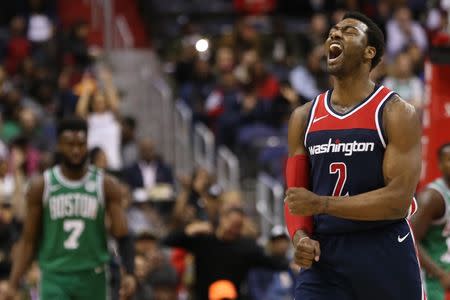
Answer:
[{"xmin": 256, "ymin": 173, "xmax": 285, "ymax": 242}]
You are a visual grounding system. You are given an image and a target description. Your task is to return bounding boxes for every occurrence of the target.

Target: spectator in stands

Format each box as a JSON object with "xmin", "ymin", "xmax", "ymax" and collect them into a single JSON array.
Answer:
[
  {"xmin": 215, "ymin": 47, "xmax": 235, "ymax": 74},
  {"xmin": 234, "ymin": 47, "xmax": 259, "ymax": 85},
  {"xmin": 268, "ymin": 80, "xmax": 301, "ymax": 129},
  {"xmin": 172, "ymin": 168, "xmax": 215, "ymax": 228},
  {"xmin": 383, "ymin": 51, "xmax": 424, "ymax": 113},
  {"xmin": 249, "ymin": 61, "xmax": 279, "ymax": 101},
  {"xmin": 247, "ymin": 225, "xmax": 296, "ymax": 300},
  {"xmin": 205, "ymin": 71, "xmax": 240, "ymax": 131},
  {"xmin": 76, "ymin": 67, "xmax": 122, "ymax": 171},
  {"xmin": 0, "ymin": 143, "xmax": 24, "ymax": 282},
  {"xmin": 289, "ymin": 45, "xmax": 328, "ymax": 102},
  {"xmin": 216, "ymin": 82, "xmax": 268, "ymax": 149},
  {"xmin": 298, "ymin": 13, "xmax": 329, "ymax": 57},
  {"xmin": 56, "ymin": 69, "xmax": 79, "ymax": 119},
  {"xmin": 134, "ymin": 231, "xmax": 178, "ymax": 300},
  {"xmin": 26, "ymin": 3, "xmax": 53, "ymax": 45},
  {"xmin": 266, "ymin": 17, "xmax": 297, "ymax": 81},
  {"xmin": 120, "ymin": 116, "xmax": 139, "ymax": 168},
  {"xmin": 123, "ymin": 137, "xmax": 174, "ymax": 192},
  {"xmin": 10, "ymin": 136, "xmax": 40, "ymax": 177},
  {"xmin": 162, "ymin": 207, "xmax": 288, "ymax": 299},
  {"xmin": 179, "ymin": 57, "xmax": 216, "ymax": 125},
  {"xmin": 64, "ymin": 20, "xmax": 92, "ymax": 69},
  {"xmin": 386, "ymin": 6, "xmax": 428, "ymax": 60},
  {"xmin": 5, "ymin": 16, "xmax": 30, "ymax": 75}
]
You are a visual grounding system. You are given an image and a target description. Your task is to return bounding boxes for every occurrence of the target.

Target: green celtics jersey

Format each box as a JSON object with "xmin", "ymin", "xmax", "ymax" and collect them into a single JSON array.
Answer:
[
  {"xmin": 422, "ymin": 177, "xmax": 450, "ymax": 300},
  {"xmin": 38, "ymin": 165, "xmax": 110, "ymax": 273}
]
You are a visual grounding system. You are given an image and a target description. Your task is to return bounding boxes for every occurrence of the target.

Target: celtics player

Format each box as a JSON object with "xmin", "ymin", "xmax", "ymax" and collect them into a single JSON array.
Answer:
[
  {"xmin": 5, "ymin": 117, "xmax": 136, "ymax": 299},
  {"xmin": 412, "ymin": 143, "xmax": 450, "ymax": 300}
]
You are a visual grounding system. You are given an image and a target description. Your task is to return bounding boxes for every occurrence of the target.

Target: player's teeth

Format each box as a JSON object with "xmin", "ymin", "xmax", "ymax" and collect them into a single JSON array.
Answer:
[{"xmin": 330, "ymin": 44, "xmax": 342, "ymax": 51}]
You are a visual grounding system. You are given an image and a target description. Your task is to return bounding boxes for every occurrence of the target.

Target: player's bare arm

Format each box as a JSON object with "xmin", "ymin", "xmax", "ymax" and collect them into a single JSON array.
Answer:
[
  {"xmin": 411, "ymin": 188, "xmax": 450, "ymax": 286},
  {"xmin": 8, "ymin": 176, "xmax": 44, "ymax": 294},
  {"xmin": 286, "ymin": 103, "xmax": 321, "ymax": 268},
  {"xmin": 104, "ymin": 174, "xmax": 136, "ymax": 297},
  {"xmin": 105, "ymin": 174, "xmax": 128, "ymax": 238},
  {"xmin": 286, "ymin": 95, "xmax": 422, "ymax": 220}
]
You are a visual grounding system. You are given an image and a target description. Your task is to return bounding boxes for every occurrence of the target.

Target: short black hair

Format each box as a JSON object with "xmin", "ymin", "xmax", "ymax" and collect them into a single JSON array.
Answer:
[
  {"xmin": 57, "ymin": 116, "xmax": 87, "ymax": 137},
  {"xmin": 343, "ymin": 11, "xmax": 385, "ymax": 70},
  {"xmin": 438, "ymin": 143, "xmax": 450, "ymax": 160}
]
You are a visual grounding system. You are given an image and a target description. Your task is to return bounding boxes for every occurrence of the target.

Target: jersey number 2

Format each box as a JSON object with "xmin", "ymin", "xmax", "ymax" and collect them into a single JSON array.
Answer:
[
  {"xmin": 64, "ymin": 220, "xmax": 85, "ymax": 250},
  {"xmin": 329, "ymin": 162, "xmax": 347, "ymax": 196}
]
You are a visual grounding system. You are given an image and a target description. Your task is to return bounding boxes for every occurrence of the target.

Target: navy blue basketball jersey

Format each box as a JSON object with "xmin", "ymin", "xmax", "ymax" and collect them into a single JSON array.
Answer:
[{"xmin": 305, "ymin": 85, "xmax": 416, "ymax": 234}]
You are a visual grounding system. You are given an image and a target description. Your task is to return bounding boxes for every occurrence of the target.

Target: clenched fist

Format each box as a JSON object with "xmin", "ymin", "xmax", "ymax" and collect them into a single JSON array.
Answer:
[
  {"xmin": 293, "ymin": 235, "xmax": 321, "ymax": 269},
  {"xmin": 285, "ymin": 187, "xmax": 325, "ymax": 216}
]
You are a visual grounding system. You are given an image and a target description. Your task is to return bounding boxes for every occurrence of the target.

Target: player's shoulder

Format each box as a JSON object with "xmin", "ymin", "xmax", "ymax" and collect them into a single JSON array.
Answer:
[
  {"xmin": 290, "ymin": 101, "xmax": 314, "ymax": 123},
  {"xmin": 383, "ymin": 93, "xmax": 417, "ymax": 118},
  {"xmin": 383, "ymin": 93, "xmax": 421, "ymax": 132}
]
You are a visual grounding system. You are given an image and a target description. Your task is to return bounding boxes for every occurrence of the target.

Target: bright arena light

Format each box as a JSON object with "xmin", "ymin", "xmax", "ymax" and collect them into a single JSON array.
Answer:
[{"xmin": 195, "ymin": 39, "xmax": 209, "ymax": 52}]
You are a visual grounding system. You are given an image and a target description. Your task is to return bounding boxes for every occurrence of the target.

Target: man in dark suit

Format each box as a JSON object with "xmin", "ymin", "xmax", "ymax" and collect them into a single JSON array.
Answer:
[{"xmin": 122, "ymin": 137, "xmax": 173, "ymax": 191}]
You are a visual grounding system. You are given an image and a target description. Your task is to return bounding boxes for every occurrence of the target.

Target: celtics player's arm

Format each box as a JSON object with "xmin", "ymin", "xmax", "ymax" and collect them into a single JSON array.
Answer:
[
  {"xmin": 319, "ymin": 95, "xmax": 421, "ymax": 220},
  {"xmin": 9, "ymin": 175, "xmax": 44, "ymax": 290},
  {"xmin": 411, "ymin": 188, "xmax": 448, "ymax": 279},
  {"xmin": 104, "ymin": 175, "xmax": 135, "ymax": 275},
  {"xmin": 285, "ymin": 102, "xmax": 313, "ymax": 244}
]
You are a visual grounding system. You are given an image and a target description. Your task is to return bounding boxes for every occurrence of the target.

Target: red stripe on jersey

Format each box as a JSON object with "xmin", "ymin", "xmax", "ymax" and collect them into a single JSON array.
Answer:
[{"xmin": 308, "ymin": 86, "xmax": 392, "ymax": 133}]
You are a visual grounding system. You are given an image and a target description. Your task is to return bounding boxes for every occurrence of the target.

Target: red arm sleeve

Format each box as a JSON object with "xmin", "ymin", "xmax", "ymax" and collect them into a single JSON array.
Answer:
[{"xmin": 285, "ymin": 154, "xmax": 313, "ymax": 238}]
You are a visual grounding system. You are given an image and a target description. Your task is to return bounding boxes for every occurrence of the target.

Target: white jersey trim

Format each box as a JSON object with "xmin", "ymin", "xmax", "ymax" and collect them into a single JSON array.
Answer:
[
  {"xmin": 374, "ymin": 90, "xmax": 395, "ymax": 148},
  {"xmin": 304, "ymin": 95, "xmax": 321, "ymax": 149},
  {"xmin": 324, "ymin": 85, "xmax": 384, "ymax": 120},
  {"xmin": 43, "ymin": 169, "xmax": 51, "ymax": 204}
]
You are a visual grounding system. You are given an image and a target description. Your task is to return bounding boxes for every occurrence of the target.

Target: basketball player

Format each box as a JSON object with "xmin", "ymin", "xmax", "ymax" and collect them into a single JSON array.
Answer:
[
  {"xmin": 4, "ymin": 117, "xmax": 136, "ymax": 299},
  {"xmin": 411, "ymin": 143, "xmax": 450, "ymax": 300},
  {"xmin": 284, "ymin": 12, "xmax": 424, "ymax": 299}
]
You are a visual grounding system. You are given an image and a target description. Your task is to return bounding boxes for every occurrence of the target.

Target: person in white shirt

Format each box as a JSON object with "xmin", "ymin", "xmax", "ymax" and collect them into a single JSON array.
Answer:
[{"xmin": 76, "ymin": 67, "xmax": 122, "ymax": 171}]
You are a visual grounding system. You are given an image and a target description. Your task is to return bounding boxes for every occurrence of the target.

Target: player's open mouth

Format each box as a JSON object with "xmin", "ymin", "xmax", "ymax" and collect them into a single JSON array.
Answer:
[{"xmin": 328, "ymin": 43, "xmax": 343, "ymax": 63}]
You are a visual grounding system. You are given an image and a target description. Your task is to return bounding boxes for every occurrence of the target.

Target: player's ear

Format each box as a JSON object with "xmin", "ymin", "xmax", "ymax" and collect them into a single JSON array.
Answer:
[{"xmin": 364, "ymin": 46, "xmax": 376, "ymax": 61}]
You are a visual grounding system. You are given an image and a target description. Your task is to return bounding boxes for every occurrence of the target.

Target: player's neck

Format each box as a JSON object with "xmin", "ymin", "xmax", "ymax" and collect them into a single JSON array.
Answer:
[
  {"xmin": 59, "ymin": 164, "xmax": 88, "ymax": 181},
  {"xmin": 332, "ymin": 72, "xmax": 375, "ymax": 107}
]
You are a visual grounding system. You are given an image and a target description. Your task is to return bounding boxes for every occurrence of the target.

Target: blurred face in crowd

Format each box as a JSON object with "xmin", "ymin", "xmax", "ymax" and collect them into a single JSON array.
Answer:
[
  {"xmin": 311, "ymin": 13, "xmax": 328, "ymax": 36},
  {"xmin": 439, "ymin": 145, "xmax": 450, "ymax": 182},
  {"xmin": 75, "ymin": 22, "xmax": 89, "ymax": 40},
  {"xmin": 240, "ymin": 48, "xmax": 259, "ymax": 67},
  {"xmin": 216, "ymin": 47, "xmax": 234, "ymax": 73},
  {"xmin": 394, "ymin": 52, "xmax": 413, "ymax": 79},
  {"xmin": 139, "ymin": 138, "xmax": 156, "ymax": 163},
  {"xmin": 308, "ymin": 45, "xmax": 325, "ymax": 73},
  {"xmin": 219, "ymin": 209, "xmax": 244, "ymax": 241},
  {"xmin": 325, "ymin": 18, "xmax": 372, "ymax": 76},
  {"xmin": 135, "ymin": 255, "xmax": 150, "ymax": 282},
  {"xmin": 135, "ymin": 237, "xmax": 158, "ymax": 255},
  {"xmin": 269, "ymin": 237, "xmax": 290, "ymax": 258},
  {"xmin": 19, "ymin": 108, "xmax": 37, "ymax": 133},
  {"xmin": 58, "ymin": 130, "xmax": 88, "ymax": 170},
  {"xmin": 395, "ymin": 7, "xmax": 412, "ymax": 33},
  {"xmin": 91, "ymin": 91, "xmax": 108, "ymax": 113}
]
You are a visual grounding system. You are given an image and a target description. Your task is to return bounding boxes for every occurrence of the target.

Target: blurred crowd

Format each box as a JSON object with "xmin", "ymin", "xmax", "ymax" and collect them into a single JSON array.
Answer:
[{"xmin": 0, "ymin": 0, "xmax": 448, "ymax": 299}]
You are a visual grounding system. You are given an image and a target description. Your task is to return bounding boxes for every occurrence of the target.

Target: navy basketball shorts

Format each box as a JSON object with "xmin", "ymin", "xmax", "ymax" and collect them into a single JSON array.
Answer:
[{"xmin": 295, "ymin": 220, "xmax": 425, "ymax": 300}]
